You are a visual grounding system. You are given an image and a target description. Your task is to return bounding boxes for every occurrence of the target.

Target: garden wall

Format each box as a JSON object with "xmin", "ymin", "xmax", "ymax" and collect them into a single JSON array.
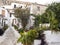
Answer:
[
  {"xmin": 34, "ymin": 31, "xmax": 60, "ymax": 45},
  {"xmin": 44, "ymin": 31, "xmax": 60, "ymax": 45}
]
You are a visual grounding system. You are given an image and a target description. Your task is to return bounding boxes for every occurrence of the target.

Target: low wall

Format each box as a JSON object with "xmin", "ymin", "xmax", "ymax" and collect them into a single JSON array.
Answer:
[
  {"xmin": 34, "ymin": 31, "xmax": 60, "ymax": 45},
  {"xmin": 44, "ymin": 31, "xmax": 60, "ymax": 45}
]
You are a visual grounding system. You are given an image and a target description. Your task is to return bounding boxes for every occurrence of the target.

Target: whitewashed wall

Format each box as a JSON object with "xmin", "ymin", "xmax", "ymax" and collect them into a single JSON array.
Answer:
[
  {"xmin": 44, "ymin": 31, "xmax": 60, "ymax": 45},
  {"xmin": 34, "ymin": 31, "xmax": 60, "ymax": 45}
]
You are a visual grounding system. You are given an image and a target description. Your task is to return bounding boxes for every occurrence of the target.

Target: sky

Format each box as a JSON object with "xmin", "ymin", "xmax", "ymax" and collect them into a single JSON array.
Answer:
[{"xmin": 19, "ymin": 0, "xmax": 60, "ymax": 4}]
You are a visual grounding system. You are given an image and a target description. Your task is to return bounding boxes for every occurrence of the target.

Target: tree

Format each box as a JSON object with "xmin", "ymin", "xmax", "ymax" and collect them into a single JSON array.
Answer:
[
  {"xmin": 45, "ymin": 2, "xmax": 60, "ymax": 31},
  {"xmin": 41, "ymin": 13, "xmax": 49, "ymax": 23},
  {"xmin": 14, "ymin": 8, "xmax": 30, "ymax": 30},
  {"xmin": 34, "ymin": 15, "xmax": 41, "ymax": 27}
]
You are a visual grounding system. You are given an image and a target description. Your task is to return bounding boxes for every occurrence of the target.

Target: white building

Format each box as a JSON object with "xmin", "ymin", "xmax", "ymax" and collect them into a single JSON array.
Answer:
[
  {"xmin": 1, "ymin": 1, "xmax": 47, "ymax": 15},
  {"xmin": 0, "ymin": 1, "xmax": 47, "ymax": 29},
  {"xmin": 0, "ymin": 7, "xmax": 19, "ymax": 28},
  {"xmin": 0, "ymin": 7, "xmax": 9, "ymax": 28}
]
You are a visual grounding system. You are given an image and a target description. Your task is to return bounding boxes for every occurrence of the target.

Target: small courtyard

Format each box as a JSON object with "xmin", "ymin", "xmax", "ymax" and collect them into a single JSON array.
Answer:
[{"xmin": 0, "ymin": 0, "xmax": 60, "ymax": 45}]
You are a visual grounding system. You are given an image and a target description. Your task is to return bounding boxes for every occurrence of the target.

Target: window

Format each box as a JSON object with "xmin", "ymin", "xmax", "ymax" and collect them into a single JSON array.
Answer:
[
  {"xmin": 10, "ymin": 13, "xmax": 12, "ymax": 17},
  {"xmin": 14, "ymin": 5, "xmax": 16, "ymax": 8},
  {"xmin": 37, "ymin": 6, "xmax": 40, "ymax": 11},
  {"xmin": 19, "ymin": 6, "xmax": 22, "ymax": 8},
  {"xmin": 21, "ymin": 6, "xmax": 22, "ymax": 8}
]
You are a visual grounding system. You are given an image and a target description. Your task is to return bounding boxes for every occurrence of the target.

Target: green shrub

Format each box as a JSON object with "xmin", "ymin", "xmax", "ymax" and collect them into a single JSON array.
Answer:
[
  {"xmin": 18, "ymin": 28, "xmax": 24, "ymax": 33},
  {"xmin": 3, "ymin": 25, "xmax": 8, "ymax": 31},
  {"xmin": 18, "ymin": 30, "xmax": 37, "ymax": 45},
  {"xmin": 13, "ymin": 25, "xmax": 18, "ymax": 30}
]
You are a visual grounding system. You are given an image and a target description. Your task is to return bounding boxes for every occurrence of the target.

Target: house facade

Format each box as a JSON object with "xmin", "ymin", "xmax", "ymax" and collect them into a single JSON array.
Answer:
[
  {"xmin": 0, "ymin": 7, "xmax": 8, "ymax": 28},
  {"xmin": 0, "ymin": 0, "xmax": 48, "ymax": 29},
  {"xmin": 0, "ymin": 0, "xmax": 47, "ymax": 15},
  {"xmin": 0, "ymin": 7, "xmax": 19, "ymax": 28}
]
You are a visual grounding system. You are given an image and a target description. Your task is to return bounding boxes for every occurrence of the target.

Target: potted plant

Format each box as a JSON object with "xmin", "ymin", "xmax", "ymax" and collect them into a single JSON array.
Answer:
[{"xmin": 17, "ymin": 30, "xmax": 37, "ymax": 45}]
